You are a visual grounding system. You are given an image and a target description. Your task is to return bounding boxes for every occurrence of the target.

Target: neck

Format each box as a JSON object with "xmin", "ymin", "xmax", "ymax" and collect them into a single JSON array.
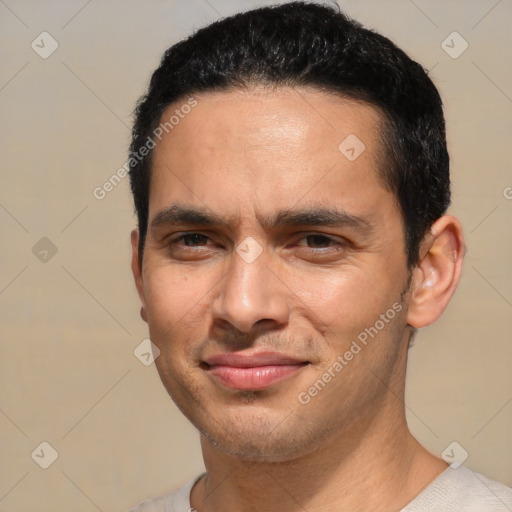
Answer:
[{"xmin": 191, "ymin": 407, "xmax": 446, "ymax": 512}]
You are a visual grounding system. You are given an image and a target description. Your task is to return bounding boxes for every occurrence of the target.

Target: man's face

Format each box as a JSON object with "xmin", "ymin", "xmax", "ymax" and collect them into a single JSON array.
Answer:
[{"xmin": 133, "ymin": 87, "xmax": 413, "ymax": 461}]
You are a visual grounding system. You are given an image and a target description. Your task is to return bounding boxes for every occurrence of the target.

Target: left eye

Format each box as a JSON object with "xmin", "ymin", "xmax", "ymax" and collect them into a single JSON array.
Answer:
[{"xmin": 296, "ymin": 234, "xmax": 337, "ymax": 248}]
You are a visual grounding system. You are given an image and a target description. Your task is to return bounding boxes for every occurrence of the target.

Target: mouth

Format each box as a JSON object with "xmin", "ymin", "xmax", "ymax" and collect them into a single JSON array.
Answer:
[{"xmin": 202, "ymin": 352, "xmax": 310, "ymax": 391}]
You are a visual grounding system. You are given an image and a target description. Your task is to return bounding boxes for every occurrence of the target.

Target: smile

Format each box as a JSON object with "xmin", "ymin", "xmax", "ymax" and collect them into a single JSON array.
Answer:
[{"xmin": 202, "ymin": 352, "xmax": 310, "ymax": 391}]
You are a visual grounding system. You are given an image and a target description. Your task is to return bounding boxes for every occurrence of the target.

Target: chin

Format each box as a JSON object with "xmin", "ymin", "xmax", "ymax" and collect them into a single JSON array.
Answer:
[
  {"xmin": 204, "ymin": 432, "xmax": 303, "ymax": 462},
  {"xmin": 196, "ymin": 411, "xmax": 321, "ymax": 463}
]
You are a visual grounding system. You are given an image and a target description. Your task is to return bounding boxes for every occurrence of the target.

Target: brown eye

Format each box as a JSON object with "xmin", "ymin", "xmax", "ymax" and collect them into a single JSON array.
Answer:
[
  {"xmin": 290, "ymin": 233, "xmax": 349, "ymax": 263},
  {"xmin": 296, "ymin": 234, "xmax": 338, "ymax": 249},
  {"xmin": 166, "ymin": 232, "xmax": 219, "ymax": 262},
  {"xmin": 179, "ymin": 233, "xmax": 209, "ymax": 246},
  {"xmin": 303, "ymin": 234, "xmax": 333, "ymax": 248}
]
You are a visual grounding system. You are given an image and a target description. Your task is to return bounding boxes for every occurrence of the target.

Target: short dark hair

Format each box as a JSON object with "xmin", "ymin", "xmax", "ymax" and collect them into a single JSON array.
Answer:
[{"xmin": 129, "ymin": 1, "xmax": 450, "ymax": 266}]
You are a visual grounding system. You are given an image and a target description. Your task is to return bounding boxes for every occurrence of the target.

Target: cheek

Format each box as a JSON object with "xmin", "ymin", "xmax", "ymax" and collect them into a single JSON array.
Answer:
[
  {"xmin": 289, "ymin": 266, "xmax": 396, "ymax": 340},
  {"xmin": 143, "ymin": 263, "xmax": 214, "ymax": 337},
  {"xmin": 144, "ymin": 266, "xmax": 211, "ymax": 391}
]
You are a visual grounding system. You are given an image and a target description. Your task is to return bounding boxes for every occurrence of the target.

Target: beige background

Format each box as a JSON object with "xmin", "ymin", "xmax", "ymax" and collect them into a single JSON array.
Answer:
[{"xmin": 0, "ymin": 0, "xmax": 511, "ymax": 511}]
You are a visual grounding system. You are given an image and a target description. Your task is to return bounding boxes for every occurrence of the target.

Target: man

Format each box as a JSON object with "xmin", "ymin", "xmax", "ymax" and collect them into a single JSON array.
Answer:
[{"xmin": 128, "ymin": 2, "xmax": 512, "ymax": 511}]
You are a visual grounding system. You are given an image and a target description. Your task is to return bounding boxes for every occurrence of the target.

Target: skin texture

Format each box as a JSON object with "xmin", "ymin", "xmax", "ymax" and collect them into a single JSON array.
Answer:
[{"xmin": 131, "ymin": 86, "xmax": 465, "ymax": 511}]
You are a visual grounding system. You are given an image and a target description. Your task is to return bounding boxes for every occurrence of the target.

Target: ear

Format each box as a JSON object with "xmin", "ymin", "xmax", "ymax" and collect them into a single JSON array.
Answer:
[
  {"xmin": 406, "ymin": 215, "xmax": 465, "ymax": 328},
  {"xmin": 131, "ymin": 228, "xmax": 147, "ymax": 321}
]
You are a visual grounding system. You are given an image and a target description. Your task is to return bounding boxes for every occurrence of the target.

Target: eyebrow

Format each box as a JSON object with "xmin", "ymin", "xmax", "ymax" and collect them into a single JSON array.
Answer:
[
  {"xmin": 150, "ymin": 204, "xmax": 374, "ymax": 235},
  {"xmin": 266, "ymin": 208, "xmax": 373, "ymax": 234},
  {"xmin": 151, "ymin": 204, "xmax": 222, "ymax": 228}
]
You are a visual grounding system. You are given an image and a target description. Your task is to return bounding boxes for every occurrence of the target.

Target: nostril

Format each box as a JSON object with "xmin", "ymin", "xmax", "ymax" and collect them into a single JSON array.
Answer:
[{"xmin": 255, "ymin": 318, "xmax": 274, "ymax": 325}]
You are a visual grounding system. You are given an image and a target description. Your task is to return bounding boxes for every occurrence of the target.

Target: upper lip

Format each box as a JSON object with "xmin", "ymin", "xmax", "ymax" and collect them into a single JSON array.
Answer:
[{"xmin": 203, "ymin": 352, "xmax": 307, "ymax": 368}]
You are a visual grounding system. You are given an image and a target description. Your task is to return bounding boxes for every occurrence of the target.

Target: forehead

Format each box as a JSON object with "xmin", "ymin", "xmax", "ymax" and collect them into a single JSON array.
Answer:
[{"xmin": 149, "ymin": 86, "xmax": 395, "ymax": 227}]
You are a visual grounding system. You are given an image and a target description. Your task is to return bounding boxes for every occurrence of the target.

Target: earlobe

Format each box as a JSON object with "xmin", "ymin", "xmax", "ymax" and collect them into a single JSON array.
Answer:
[
  {"xmin": 406, "ymin": 215, "xmax": 465, "ymax": 329},
  {"xmin": 131, "ymin": 228, "xmax": 147, "ymax": 321}
]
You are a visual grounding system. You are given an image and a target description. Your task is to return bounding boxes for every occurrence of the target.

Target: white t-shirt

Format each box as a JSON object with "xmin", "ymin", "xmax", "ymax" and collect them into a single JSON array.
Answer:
[{"xmin": 128, "ymin": 466, "xmax": 512, "ymax": 511}]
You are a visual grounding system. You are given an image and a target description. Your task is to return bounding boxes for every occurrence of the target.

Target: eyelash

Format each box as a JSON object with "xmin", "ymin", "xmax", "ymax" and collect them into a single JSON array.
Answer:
[
  {"xmin": 172, "ymin": 233, "xmax": 211, "ymax": 247},
  {"xmin": 169, "ymin": 232, "xmax": 343, "ymax": 251}
]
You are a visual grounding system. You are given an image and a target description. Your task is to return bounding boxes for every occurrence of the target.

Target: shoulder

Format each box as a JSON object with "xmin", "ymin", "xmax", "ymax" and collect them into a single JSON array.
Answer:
[
  {"xmin": 127, "ymin": 473, "xmax": 205, "ymax": 512},
  {"xmin": 403, "ymin": 466, "xmax": 512, "ymax": 511},
  {"xmin": 128, "ymin": 494, "xmax": 168, "ymax": 512}
]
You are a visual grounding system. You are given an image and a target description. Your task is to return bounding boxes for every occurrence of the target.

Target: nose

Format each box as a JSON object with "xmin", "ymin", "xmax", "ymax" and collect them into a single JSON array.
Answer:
[{"xmin": 210, "ymin": 249, "xmax": 290, "ymax": 334}]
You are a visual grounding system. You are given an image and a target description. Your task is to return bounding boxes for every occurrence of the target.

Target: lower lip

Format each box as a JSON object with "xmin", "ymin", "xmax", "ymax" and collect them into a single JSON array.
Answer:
[{"xmin": 206, "ymin": 364, "xmax": 308, "ymax": 390}]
